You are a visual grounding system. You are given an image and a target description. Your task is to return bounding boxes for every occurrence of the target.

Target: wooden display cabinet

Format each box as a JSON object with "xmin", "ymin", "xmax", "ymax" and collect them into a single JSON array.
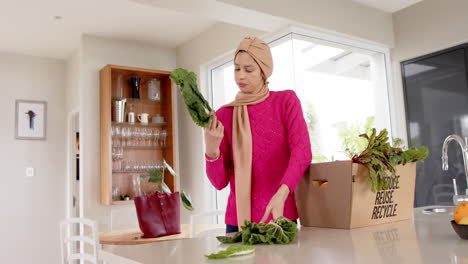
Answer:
[{"xmin": 100, "ymin": 64, "xmax": 177, "ymax": 205}]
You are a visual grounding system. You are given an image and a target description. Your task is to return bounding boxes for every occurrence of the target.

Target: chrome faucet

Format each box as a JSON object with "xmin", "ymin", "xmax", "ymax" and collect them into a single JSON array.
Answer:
[{"xmin": 442, "ymin": 135, "xmax": 468, "ymax": 204}]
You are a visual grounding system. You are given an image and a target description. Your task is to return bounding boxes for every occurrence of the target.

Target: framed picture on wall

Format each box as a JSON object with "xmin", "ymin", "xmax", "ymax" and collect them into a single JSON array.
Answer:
[{"xmin": 15, "ymin": 100, "xmax": 47, "ymax": 140}]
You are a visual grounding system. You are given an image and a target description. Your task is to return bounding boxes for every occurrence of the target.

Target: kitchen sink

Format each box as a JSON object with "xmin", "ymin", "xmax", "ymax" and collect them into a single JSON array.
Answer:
[{"xmin": 421, "ymin": 205, "xmax": 455, "ymax": 215}]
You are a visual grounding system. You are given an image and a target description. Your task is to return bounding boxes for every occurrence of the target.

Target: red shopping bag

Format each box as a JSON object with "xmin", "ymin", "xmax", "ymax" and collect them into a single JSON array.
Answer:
[{"xmin": 134, "ymin": 192, "xmax": 181, "ymax": 238}]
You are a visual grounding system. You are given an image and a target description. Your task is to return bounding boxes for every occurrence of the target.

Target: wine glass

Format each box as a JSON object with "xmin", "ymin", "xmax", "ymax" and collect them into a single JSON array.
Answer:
[
  {"xmin": 132, "ymin": 174, "xmax": 143, "ymax": 198},
  {"xmin": 135, "ymin": 127, "xmax": 143, "ymax": 147},
  {"xmin": 160, "ymin": 130, "xmax": 167, "ymax": 147},
  {"xmin": 143, "ymin": 128, "xmax": 151, "ymax": 147},
  {"xmin": 121, "ymin": 127, "xmax": 129, "ymax": 147},
  {"xmin": 153, "ymin": 129, "xmax": 160, "ymax": 147},
  {"xmin": 111, "ymin": 126, "xmax": 121, "ymax": 147}
]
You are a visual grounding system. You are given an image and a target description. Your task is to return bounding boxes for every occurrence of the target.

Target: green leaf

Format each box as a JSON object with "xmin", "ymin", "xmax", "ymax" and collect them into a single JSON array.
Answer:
[
  {"xmin": 170, "ymin": 68, "xmax": 213, "ymax": 127},
  {"xmin": 352, "ymin": 128, "xmax": 429, "ymax": 192},
  {"xmin": 163, "ymin": 160, "xmax": 176, "ymax": 177},
  {"xmin": 216, "ymin": 231, "xmax": 242, "ymax": 244},
  {"xmin": 140, "ymin": 169, "xmax": 163, "ymax": 183},
  {"xmin": 161, "ymin": 182, "xmax": 172, "ymax": 194},
  {"xmin": 216, "ymin": 217, "xmax": 297, "ymax": 245},
  {"xmin": 158, "ymin": 159, "xmax": 195, "ymax": 212},
  {"xmin": 205, "ymin": 245, "xmax": 255, "ymax": 259},
  {"xmin": 180, "ymin": 190, "xmax": 194, "ymax": 211}
]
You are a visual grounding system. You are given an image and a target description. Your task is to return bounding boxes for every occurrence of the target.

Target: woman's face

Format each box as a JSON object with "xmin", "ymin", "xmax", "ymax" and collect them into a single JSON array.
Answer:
[{"xmin": 234, "ymin": 51, "xmax": 265, "ymax": 93}]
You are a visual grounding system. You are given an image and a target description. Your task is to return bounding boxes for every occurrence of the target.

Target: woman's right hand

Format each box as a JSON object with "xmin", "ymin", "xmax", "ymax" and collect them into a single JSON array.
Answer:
[{"xmin": 204, "ymin": 112, "xmax": 224, "ymax": 159}]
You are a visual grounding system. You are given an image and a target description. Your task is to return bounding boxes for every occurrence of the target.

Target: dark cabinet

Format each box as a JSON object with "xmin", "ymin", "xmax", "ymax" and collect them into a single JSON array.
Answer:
[{"xmin": 402, "ymin": 45, "xmax": 468, "ymax": 207}]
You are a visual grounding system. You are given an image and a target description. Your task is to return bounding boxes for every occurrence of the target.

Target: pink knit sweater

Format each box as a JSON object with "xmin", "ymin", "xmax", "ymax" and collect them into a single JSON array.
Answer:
[{"xmin": 205, "ymin": 90, "xmax": 312, "ymax": 226}]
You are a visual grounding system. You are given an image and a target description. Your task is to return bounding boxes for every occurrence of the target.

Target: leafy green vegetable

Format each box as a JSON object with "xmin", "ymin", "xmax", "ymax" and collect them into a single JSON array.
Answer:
[
  {"xmin": 216, "ymin": 217, "xmax": 298, "ymax": 245},
  {"xmin": 161, "ymin": 182, "xmax": 171, "ymax": 194},
  {"xmin": 140, "ymin": 169, "xmax": 163, "ymax": 183},
  {"xmin": 140, "ymin": 159, "xmax": 194, "ymax": 211},
  {"xmin": 169, "ymin": 68, "xmax": 213, "ymax": 127},
  {"xmin": 205, "ymin": 245, "xmax": 255, "ymax": 259},
  {"xmin": 180, "ymin": 190, "xmax": 193, "ymax": 211},
  {"xmin": 162, "ymin": 160, "xmax": 193, "ymax": 211},
  {"xmin": 352, "ymin": 128, "xmax": 429, "ymax": 192}
]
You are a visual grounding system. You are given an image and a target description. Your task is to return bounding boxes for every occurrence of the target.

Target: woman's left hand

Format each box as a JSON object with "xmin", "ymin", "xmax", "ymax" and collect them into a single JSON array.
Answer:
[{"xmin": 260, "ymin": 184, "xmax": 290, "ymax": 223}]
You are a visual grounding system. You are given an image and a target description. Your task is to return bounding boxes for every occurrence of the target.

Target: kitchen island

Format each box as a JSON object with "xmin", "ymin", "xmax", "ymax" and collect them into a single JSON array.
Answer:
[{"xmin": 102, "ymin": 207, "xmax": 467, "ymax": 263}]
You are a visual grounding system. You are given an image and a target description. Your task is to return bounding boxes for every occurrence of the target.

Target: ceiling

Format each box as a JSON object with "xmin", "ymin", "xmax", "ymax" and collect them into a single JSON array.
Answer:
[
  {"xmin": 0, "ymin": 0, "xmax": 423, "ymax": 60},
  {"xmin": 351, "ymin": 0, "xmax": 423, "ymax": 13},
  {"xmin": 0, "ymin": 0, "xmax": 217, "ymax": 59}
]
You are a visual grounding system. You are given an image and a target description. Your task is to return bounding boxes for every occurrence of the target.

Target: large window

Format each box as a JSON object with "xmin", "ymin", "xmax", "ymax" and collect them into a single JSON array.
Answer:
[{"xmin": 208, "ymin": 30, "xmax": 393, "ymax": 216}]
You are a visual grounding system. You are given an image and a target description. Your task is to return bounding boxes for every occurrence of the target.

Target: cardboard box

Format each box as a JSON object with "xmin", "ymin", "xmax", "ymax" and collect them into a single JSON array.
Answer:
[{"xmin": 295, "ymin": 160, "xmax": 416, "ymax": 229}]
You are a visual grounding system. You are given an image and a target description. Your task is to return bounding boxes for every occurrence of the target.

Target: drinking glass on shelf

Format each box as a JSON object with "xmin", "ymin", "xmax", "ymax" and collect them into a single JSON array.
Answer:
[
  {"xmin": 111, "ymin": 126, "xmax": 116, "ymax": 146},
  {"xmin": 120, "ymin": 127, "xmax": 127, "ymax": 147},
  {"xmin": 125, "ymin": 127, "xmax": 131, "ymax": 147},
  {"xmin": 118, "ymin": 148, "xmax": 124, "ymax": 170},
  {"xmin": 111, "ymin": 126, "xmax": 121, "ymax": 147},
  {"xmin": 142, "ymin": 128, "xmax": 150, "ymax": 147},
  {"xmin": 116, "ymin": 148, "xmax": 122, "ymax": 170},
  {"xmin": 160, "ymin": 130, "xmax": 167, "ymax": 147},
  {"xmin": 132, "ymin": 174, "xmax": 143, "ymax": 198},
  {"xmin": 146, "ymin": 129, "xmax": 152, "ymax": 147},
  {"xmin": 122, "ymin": 160, "xmax": 129, "ymax": 172},
  {"xmin": 125, "ymin": 160, "xmax": 132, "ymax": 172},
  {"xmin": 147, "ymin": 78, "xmax": 161, "ymax": 101},
  {"xmin": 135, "ymin": 160, "xmax": 143, "ymax": 172},
  {"xmin": 147, "ymin": 129, "xmax": 154, "ymax": 147},
  {"xmin": 133, "ymin": 127, "xmax": 141, "ymax": 147},
  {"xmin": 112, "ymin": 186, "xmax": 121, "ymax": 201},
  {"xmin": 112, "ymin": 147, "xmax": 123, "ymax": 171},
  {"xmin": 151, "ymin": 160, "xmax": 158, "ymax": 170},
  {"xmin": 123, "ymin": 127, "xmax": 131, "ymax": 147},
  {"xmin": 129, "ymin": 127, "xmax": 135, "ymax": 147},
  {"xmin": 155, "ymin": 160, "xmax": 163, "ymax": 172},
  {"xmin": 119, "ymin": 147, "xmax": 124, "ymax": 160},
  {"xmin": 153, "ymin": 128, "xmax": 160, "ymax": 147}
]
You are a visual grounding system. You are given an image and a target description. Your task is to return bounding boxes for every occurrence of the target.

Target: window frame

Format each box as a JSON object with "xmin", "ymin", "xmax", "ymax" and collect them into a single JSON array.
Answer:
[
  {"xmin": 203, "ymin": 26, "xmax": 403, "ymax": 142},
  {"xmin": 201, "ymin": 26, "xmax": 403, "ymax": 220}
]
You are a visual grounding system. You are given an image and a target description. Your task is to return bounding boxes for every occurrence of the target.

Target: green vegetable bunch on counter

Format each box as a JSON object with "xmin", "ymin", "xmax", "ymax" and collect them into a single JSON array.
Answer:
[
  {"xmin": 216, "ymin": 217, "xmax": 298, "ymax": 245},
  {"xmin": 170, "ymin": 68, "xmax": 213, "ymax": 127},
  {"xmin": 352, "ymin": 128, "xmax": 429, "ymax": 192}
]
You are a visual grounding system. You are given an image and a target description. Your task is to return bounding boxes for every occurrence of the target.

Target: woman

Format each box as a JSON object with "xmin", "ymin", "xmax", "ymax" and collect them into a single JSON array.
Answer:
[{"xmin": 204, "ymin": 36, "xmax": 312, "ymax": 233}]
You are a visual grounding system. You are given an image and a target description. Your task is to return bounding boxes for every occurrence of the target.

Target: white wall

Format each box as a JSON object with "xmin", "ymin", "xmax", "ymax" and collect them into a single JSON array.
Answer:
[
  {"xmin": 0, "ymin": 52, "xmax": 67, "ymax": 263},
  {"xmin": 393, "ymin": 0, "xmax": 468, "ymax": 62},
  {"xmin": 66, "ymin": 49, "xmax": 81, "ymax": 114},
  {"xmin": 391, "ymin": 0, "xmax": 468, "ymax": 143},
  {"xmin": 176, "ymin": 22, "xmax": 265, "ymax": 223},
  {"xmin": 79, "ymin": 35, "xmax": 177, "ymax": 231},
  {"xmin": 219, "ymin": 0, "xmax": 395, "ymax": 47}
]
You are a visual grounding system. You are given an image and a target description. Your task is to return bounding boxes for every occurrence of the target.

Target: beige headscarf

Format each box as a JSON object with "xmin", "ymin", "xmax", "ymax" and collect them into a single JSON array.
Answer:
[{"xmin": 222, "ymin": 36, "xmax": 274, "ymax": 228}]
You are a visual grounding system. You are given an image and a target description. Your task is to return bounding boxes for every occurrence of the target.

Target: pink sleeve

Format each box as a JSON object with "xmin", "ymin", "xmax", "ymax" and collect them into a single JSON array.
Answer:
[
  {"xmin": 280, "ymin": 90, "xmax": 313, "ymax": 192},
  {"xmin": 205, "ymin": 110, "xmax": 232, "ymax": 190}
]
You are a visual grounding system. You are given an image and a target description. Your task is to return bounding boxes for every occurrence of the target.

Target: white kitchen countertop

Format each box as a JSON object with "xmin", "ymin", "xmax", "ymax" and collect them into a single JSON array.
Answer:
[{"xmin": 102, "ymin": 206, "xmax": 468, "ymax": 263}]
